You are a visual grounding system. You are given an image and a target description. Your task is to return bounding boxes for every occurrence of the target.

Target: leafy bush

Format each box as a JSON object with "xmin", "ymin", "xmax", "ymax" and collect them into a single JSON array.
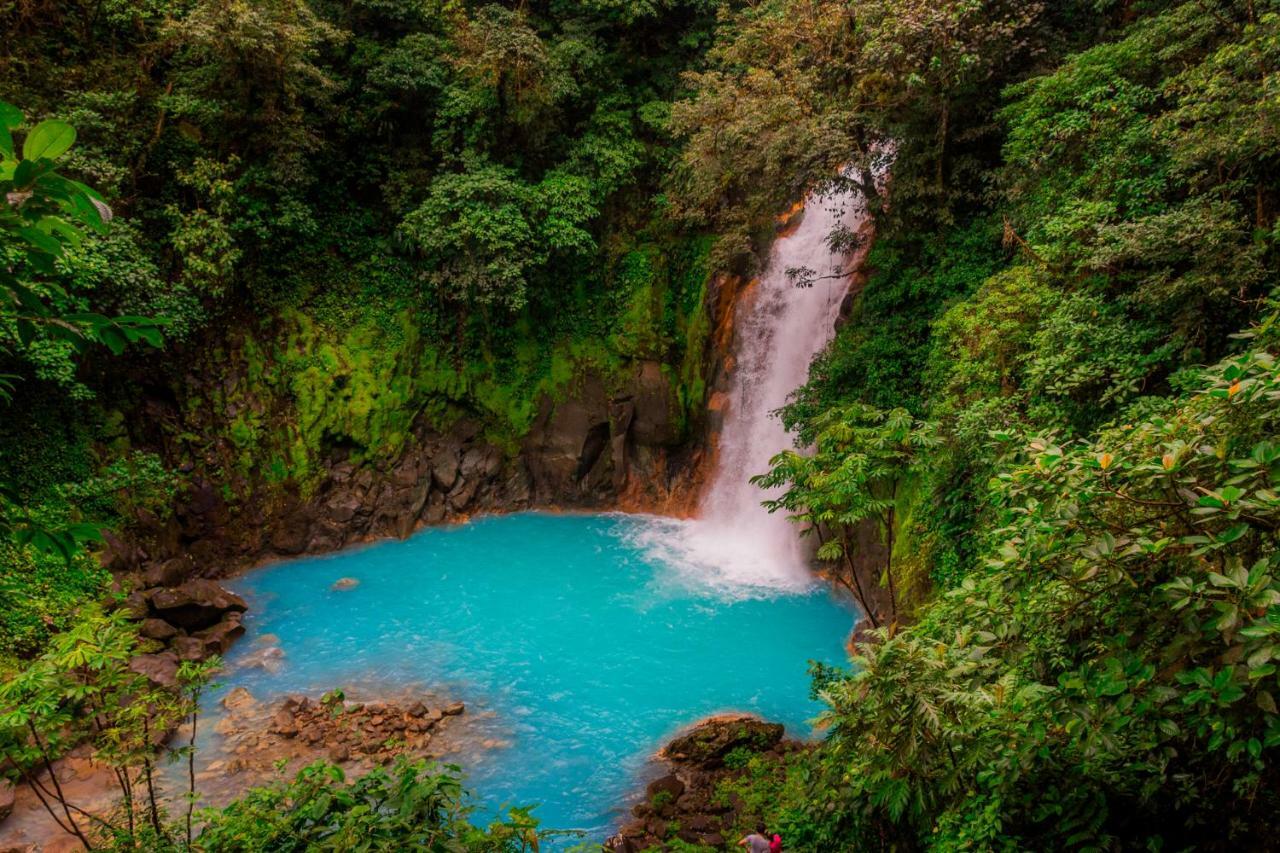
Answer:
[{"xmin": 194, "ymin": 759, "xmax": 551, "ymax": 852}]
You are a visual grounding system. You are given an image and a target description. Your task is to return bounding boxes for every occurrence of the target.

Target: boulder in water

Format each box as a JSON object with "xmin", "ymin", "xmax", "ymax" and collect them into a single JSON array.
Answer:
[
  {"xmin": 330, "ymin": 577, "xmax": 360, "ymax": 591},
  {"xmin": 194, "ymin": 613, "xmax": 246, "ymax": 655},
  {"xmin": 237, "ymin": 644, "xmax": 285, "ymax": 674},
  {"xmin": 222, "ymin": 687, "xmax": 257, "ymax": 713}
]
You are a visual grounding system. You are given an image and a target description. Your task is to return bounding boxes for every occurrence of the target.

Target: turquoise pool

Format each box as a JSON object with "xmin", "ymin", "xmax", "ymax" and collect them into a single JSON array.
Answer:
[{"xmin": 211, "ymin": 512, "xmax": 856, "ymax": 841}]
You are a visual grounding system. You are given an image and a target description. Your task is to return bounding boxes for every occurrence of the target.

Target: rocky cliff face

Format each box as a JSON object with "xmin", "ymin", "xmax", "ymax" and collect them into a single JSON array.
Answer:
[
  {"xmin": 104, "ymin": 354, "xmax": 708, "ymax": 579},
  {"xmin": 98, "ymin": 246, "xmax": 814, "ymax": 586}
]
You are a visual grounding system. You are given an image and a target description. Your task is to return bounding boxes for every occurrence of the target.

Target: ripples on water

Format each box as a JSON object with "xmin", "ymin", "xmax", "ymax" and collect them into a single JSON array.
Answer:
[{"xmin": 206, "ymin": 512, "xmax": 856, "ymax": 841}]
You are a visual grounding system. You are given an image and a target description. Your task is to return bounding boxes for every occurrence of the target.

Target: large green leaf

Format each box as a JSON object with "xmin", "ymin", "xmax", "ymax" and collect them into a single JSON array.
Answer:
[
  {"xmin": 22, "ymin": 120, "xmax": 76, "ymax": 161},
  {"xmin": 0, "ymin": 101, "xmax": 21, "ymax": 129}
]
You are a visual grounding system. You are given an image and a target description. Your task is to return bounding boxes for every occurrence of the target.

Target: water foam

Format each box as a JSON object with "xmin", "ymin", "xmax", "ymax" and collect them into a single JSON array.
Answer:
[
  {"xmin": 644, "ymin": 184, "xmax": 870, "ymax": 589},
  {"xmin": 621, "ymin": 515, "xmax": 813, "ymax": 597}
]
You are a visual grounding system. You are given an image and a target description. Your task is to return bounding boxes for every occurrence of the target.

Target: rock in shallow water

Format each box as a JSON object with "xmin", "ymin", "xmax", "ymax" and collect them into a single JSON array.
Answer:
[
  {"xmin": 222, "ymin": 687, "xmax": 256, "ymax": 713},
  {"xmin": 330, "ymin": 577, "xmax": 360, "ymax": 591}
]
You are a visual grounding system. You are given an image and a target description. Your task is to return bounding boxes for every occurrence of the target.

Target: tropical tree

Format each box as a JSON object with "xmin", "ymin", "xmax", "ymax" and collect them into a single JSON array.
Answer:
[
  {"xmin": 0, "ymin": 609, "xmax": 211, "ymax": 849},
  {"xmin": 1, "ymin": 101, "xmax": 164, "ymax": 390},
  {"xmin": 756, "ymin": 403, "xmax": 938, "ymax": 625},
  {"xmin": 1, "ymin": 101, "xmax": 165, "ymax": 558}
]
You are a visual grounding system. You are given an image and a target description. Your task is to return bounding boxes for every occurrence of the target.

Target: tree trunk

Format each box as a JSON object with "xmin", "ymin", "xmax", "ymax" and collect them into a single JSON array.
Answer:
[
  {"xmin": 884, "ymin": 507, "xmax": 899, "ymax": 625},
  {"xmin": 837, "ymin": 528, "xmax": 881, "ymax": 629}
]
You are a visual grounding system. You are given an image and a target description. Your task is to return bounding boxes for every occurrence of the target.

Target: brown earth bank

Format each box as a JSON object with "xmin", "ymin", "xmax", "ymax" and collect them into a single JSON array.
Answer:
[{"xmin": 605, "ymin": 715, "xmax": 802, "ymax": 852}]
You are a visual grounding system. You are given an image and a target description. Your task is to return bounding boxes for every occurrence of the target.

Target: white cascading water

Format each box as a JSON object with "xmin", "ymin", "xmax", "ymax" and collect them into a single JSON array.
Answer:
[{"xmin": 637, "ymin": 183, "xmax": 869, "ymax": 593}]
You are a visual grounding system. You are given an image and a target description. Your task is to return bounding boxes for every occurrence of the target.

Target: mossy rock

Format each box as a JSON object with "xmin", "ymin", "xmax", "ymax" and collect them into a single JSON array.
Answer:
[{"xmin": 662, "ymin": 716, "xmax": 784, "ymax": 770}]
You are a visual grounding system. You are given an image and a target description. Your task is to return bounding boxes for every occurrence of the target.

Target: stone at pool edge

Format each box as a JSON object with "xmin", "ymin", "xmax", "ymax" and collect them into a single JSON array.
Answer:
[
  {"xmin": 147, "ymin": 579, "xmax": 247, "ymax": 630},
  {"xmin": 230, "ymin": 694, "xmax": 463, "ymax": 769},
  {"xmin": 123, "ymin": 579, "xmax": 249, "ymax": 685},
  {"xmin": 604, "ymin": 715, "xmax": 791, "ymax": 852},
  {"xmin": 661, "ymin": 715, "xmax": 784, "ymax": 769}
]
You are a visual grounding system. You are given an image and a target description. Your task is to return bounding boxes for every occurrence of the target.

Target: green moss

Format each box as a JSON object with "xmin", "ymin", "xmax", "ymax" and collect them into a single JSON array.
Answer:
[
  {"xmin": 0, "ymin": 545, "xmax": 109, "ymax": 665},
  {"xmin": 165, "ymin": 225, "xmax": 715, "ymax": 508},
  {"xmin": 888, "ymin": 469, "xmax": 934, "ymax": 617}
]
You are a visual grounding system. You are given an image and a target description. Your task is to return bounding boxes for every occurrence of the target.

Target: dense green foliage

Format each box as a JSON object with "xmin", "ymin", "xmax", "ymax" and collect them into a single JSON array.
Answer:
[
  {"xmin": 5, "ymin": 0, "xmax": 1280, "ymax": 848},
  {"xmin": 673, "ymin": 0, "xmax": 1280, "ymax": 847},
  {"xmin": 0, "ymin": 609, "xmax": 552, "ymax": 850},
  {"xmin": 0, "ymin": 0, "xmax": 721, "ymax": 660},
  {"xmin": 0, "ymin": 2, "xmax": 725, "ymax": 844},
  {"xmin": 194, "ymin": 759, "xmax": 550, "ymax": 852}
]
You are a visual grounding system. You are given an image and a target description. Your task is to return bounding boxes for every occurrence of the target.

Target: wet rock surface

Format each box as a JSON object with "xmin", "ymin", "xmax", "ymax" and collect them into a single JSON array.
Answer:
[
  {"xmin": 119, "ymin": 579, "xmax": 248, "ymax": 681},
  {"xmin": 605, "ymin": 715, "xmax": 801, "ymax": 852},
  {"xmin": 105, "ymin": 362, "xmax": 707, "ymax": 584},
  {"xmin": 197, "ymin": 689, "xmax": 490, "ymax": 804},
  {"xmin": 663, "ymin": 715, "xmax": 784, "ymax": 769}
]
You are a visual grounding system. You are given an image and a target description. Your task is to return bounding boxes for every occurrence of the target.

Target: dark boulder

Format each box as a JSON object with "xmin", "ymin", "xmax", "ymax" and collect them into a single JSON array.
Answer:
[
  {"xmin": 645, "ymin": 774, "xmax": 685, "ymax": 802},
  {"xmin": 431, "ymin": 449, "xmax": 460, "ymax": 491},
  {"xmin": 121, "ymin": 590, "xmax": 151, "ymax": 620},
  {"xmin": 172, "ymin": 635, "xmax": 207, "ymax": 661},
  {"xmin": 663, "ymin": 715, "xmax": 784, "ymax": 770},
  {"xmin": 143, "ymin": 557, "xmax": 191, "ymax": 588},
  {"xmin": 139, "ymin": 618, "xmax": 181, "ymax": 641},
  {"xmin": 148, "ymin": 579, "xmax": 246, "ymax": 630},
  {"xmin": 129, "ymin": 652, "xmax": 180, "ymax": 689},
  {"xmin": 422, "ymin": 492, "xmax": 447, "ymax": 524},
  {"xmin": 193, "ymin": 613, "xmax": 245, "ymax": 655},
  {"xmin": 447, "ymin": 477, "xmax": 480, "ymax": 511},
  {"xmin": 323, "ymin": 493, "xmax": 362, "ymax": 524}
]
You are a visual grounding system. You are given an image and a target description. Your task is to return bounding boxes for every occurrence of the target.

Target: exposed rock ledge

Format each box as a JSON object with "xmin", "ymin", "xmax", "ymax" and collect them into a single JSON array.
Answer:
[
  {"xmin": 104, "ymin": 363, "xmax": 705, "ymax": 582},
  {"xmin": 210, "ymin": 690, "xmax": 470, "ymax": 781},
  {"xmin": 606, "ymin": 715, "xmax": 798, "ymax": 852}
]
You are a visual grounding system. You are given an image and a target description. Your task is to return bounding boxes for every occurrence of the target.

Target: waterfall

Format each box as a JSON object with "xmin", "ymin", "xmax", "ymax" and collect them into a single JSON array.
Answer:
[{"xmin": 636, "ymin": 183, "xmax": 869, "ymax": 593}]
